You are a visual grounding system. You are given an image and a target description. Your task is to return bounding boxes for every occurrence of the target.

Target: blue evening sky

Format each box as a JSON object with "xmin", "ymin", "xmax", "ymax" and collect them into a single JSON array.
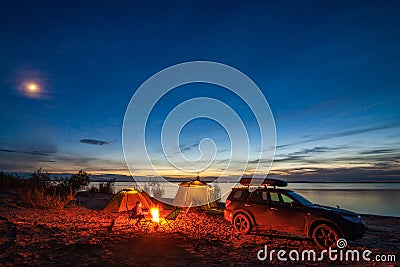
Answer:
[{"xmin": 0, "ymin": 1, "xmax": 399, "ymax": 181}]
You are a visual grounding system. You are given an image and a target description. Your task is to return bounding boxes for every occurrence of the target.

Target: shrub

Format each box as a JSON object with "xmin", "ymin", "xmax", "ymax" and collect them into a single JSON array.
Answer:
[
  {"xmin": 28, "ymin": 168, "xmax": 51, "ymax": 189},
  {"xmin": 62, "ymin": 170, "xmax": 90, "ymax": 193},
  {"xmin": 0, "ymin": 172, "xmax": 22, "ymax": 190},
  {"xmin": 99, "ymin": 179, "xmax": 115, "ymax": 194},
  {"xmin": 143, "ymin": 177, "xmax": 165, "ymax": 199},
  {"xmin": 14, "ymin": 186, "xmax": 70, "ymax": 209},
  {"xmin": 1, "ymin": 169, "xmax": 91, "ymax": 209},
  {"xmin": 213, "ymin": 181, "xmax": 222, "ymax": 203},
  {"xmin": 88, "ymin": 179, "xmax": 115, "ymax": 194},
  {"xmin": 89, "ymin": 185, "xmax": 99, "ymax": 193}
]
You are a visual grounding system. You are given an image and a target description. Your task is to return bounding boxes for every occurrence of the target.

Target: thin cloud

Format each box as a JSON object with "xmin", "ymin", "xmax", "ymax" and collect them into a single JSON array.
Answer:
[
  {"xmin": 273, "ymin": 165, "xmax": 400, "ymax": 182},
  {"xmin": 250, "ymin": 146, "xmax": 343, "ymax": 164},
  {"xmin": 359, "ymin": 149, "xmax": 396, "ymax": 155},
  {"xmin": 251, "ymin": 145, "xmax": 400, "ymax": 166},
  {"xmin": 277, "ymin": 122, "xmax": 400, "ymax": 149},
  {"xmin": 216, "ymin": 158, "xmax": 230, "ymax": 165},
  {"xmin": 290, "ymin": 146, "xmax": 345, "ymax": 155},
  {"xmin": 80, "ymin": 139, "xmax": 110, "ymax": 146},
  {"xmin": 179, "ymin": 143, "xmax": 199, "ymax": 152},
  {"xmin": 0, "ymin": 148, "xmax": 53, "ymax": 156}
]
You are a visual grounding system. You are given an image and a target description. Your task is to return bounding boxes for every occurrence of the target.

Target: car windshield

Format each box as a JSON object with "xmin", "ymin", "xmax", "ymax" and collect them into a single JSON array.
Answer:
[{"xmin": 287, "ymin": 191, "xmax": 313, "ymax": 206}]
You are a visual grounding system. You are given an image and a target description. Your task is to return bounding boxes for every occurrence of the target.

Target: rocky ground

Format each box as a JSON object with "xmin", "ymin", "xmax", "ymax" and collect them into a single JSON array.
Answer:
[{"xmin": 0, "ymin": 192, "xmax": 399, "ymax": 266}]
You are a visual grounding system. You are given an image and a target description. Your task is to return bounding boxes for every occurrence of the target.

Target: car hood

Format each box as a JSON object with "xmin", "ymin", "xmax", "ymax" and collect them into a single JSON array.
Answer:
[{"xmin": 309, "ymin": 204, "xmax": 359, "ymax": 217}]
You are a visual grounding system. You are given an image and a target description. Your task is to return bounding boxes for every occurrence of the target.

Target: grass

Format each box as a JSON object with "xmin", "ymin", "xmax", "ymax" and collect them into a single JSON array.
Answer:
[{"xmin": 0, "ymin": 169, "xmax": 104, "ymax": 209}]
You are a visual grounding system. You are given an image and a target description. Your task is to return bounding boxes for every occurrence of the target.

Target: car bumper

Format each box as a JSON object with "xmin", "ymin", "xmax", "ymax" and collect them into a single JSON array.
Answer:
[
  {"xmin": 342, "ymin": 220, "xmax": 366, "ymax": 240},
  {"xmin": 224, "ymin": 209, "xmax": 233, "ymax": 222}
]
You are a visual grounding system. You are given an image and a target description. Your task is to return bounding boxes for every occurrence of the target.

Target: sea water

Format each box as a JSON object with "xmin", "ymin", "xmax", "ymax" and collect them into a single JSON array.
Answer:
[{"xmin": 92, "ymin": 181, "xmax": 400, "ymax": 217}]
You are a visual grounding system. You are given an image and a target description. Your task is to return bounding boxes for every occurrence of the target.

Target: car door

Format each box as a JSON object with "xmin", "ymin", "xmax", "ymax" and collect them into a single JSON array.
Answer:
[
  {"xmin": 245, "ymin": 190, "xmax": 272, "ymax": 229},
  {"xmin": 268, "ymin": 191, "xmax": 308, "ymax": 234}
]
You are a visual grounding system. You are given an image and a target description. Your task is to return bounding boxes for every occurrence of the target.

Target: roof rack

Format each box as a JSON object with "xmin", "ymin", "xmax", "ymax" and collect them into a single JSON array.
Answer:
[{"xmin": 237, "ymin": 178, "xmax": 287, "ymax": 188}]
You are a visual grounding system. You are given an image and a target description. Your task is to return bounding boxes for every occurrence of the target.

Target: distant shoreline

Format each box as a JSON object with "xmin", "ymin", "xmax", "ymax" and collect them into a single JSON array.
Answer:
[
  {"xmin": 93, "ymin": 180, "xmax": 400, "ymax": 183},
  {"xmin": 3, "ymin": 171, "xmax": 400, "ymax": 183}
]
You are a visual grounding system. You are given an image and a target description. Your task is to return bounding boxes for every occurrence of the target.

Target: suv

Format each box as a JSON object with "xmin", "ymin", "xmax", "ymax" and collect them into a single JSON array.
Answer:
[{"xmin": 224, "ymin": 179, "xmax": 366, "ymax": 248}]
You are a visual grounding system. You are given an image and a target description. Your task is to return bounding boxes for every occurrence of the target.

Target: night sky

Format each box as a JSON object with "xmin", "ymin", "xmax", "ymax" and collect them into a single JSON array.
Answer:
[{"xmin": 0, "ymin": 1, "xmax": 399, "ymax": 181}]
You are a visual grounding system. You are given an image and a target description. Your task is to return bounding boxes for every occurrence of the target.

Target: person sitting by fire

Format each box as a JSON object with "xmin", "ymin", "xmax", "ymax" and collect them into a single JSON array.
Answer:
[{"xmin": 131, "ymin": 201, "xmax": 145, "ymax": 224}]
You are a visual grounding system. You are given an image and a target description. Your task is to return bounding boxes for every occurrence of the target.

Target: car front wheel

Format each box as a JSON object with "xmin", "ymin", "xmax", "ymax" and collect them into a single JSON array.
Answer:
[
  {"xmin": 312, "ymin": 223, "xmax": 340, "ymax": 249},
  {"xmin": 233, "ymin": 213, "xmax": 252, "ymax": 234}
]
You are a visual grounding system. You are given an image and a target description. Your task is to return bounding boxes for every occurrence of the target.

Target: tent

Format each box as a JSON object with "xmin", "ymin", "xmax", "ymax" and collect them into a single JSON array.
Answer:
[
  {"xmin": 102, "ymin": 188, "xmax": 154, "ymax": 212},
  {"xmin": 172, "ymin": 180, "xmax": 218, "ymax": 209}
]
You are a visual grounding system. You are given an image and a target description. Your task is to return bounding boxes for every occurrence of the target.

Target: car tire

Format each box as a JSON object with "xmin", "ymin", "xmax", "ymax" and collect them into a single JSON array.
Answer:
[
  {"xmin": 312, "ymin": 223, "xmax": 340, "ymax": 249},
  {"xmin": 233, "ymin": 213, "xmax": 252, "ymax": 234}
]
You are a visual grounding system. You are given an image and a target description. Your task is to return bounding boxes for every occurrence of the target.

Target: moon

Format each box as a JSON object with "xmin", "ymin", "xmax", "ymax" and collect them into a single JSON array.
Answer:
[
  {"xmin": 21, "ymin": 82, "xmax": 43, "ymax": 98},
  {"xmin": 27, "ymin": 83, "xmax": 39, "ymax": 92}
]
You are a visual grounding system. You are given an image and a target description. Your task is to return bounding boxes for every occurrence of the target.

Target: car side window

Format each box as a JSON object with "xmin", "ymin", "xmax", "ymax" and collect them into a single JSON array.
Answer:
[
  {"xmin": 261, "ymin": 191, "xmax": 268, "ymax": 202},
  {"xmin": 232, "ymin": 190, "xmax": 243, "ymax": 200},
  {"xmin": 281, "ymin": 194, "xmax": 295, "ymax": 204},
  {"xmin": 268, "ymin": 192, "xmax": 295, "ymax": 205},
  {"xmin": 269, "ymin": 192, "xmax": 280, "ymax": 202},
  {"xmin": 248, "ymin": 190, "xmax": 268, "ymax": 204}
]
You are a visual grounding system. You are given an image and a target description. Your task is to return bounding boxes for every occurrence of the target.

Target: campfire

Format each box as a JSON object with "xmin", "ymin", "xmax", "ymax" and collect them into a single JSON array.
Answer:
[{"xmin": 150, "ymin": 208, "xmax": 160, "ymax": 223}]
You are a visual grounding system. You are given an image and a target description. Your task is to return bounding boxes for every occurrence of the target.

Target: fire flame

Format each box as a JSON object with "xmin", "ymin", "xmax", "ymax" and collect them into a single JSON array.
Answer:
[{"xmin": 150, "ymin": 208, "xmax": 159, "ymax": 223}]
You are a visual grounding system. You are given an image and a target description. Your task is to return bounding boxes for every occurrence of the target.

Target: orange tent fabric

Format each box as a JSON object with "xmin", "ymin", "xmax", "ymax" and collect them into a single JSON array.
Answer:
[{"xmin": 102, "ymin": 188, "xmax": 154, "ymax": 212}]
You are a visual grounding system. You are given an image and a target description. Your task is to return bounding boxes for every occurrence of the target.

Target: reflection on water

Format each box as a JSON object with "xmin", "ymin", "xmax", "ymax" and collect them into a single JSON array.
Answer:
[
  {"xmin": 107, "ymin": 182, "xmax": 400, "ymax": 217},
  {"xmin": 287, "ymin": 183, "xmax": 400, "ymax": 217},
  {"xmin": 292, "ymin": 189, "xmax": 400, "ymax": 217}
]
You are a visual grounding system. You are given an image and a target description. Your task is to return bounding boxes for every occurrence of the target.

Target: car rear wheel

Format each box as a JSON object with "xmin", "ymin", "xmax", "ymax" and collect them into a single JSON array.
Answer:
[
  {"xmin": 233, "ymin": 213, "xmax": 252, "ymax": 234},
  {"xmin": 312, "ymin": 223, "xmax": 340, "ymax": 249}
]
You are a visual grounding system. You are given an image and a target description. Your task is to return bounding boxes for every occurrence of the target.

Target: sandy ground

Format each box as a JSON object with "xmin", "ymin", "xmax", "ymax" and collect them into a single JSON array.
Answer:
[{"xmin": 0, "ymin": 192, "xmax": 399, "ymax": 266}]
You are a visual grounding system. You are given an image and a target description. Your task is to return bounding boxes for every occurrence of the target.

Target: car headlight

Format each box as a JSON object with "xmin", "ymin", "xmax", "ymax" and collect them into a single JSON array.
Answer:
[{"xmin": 342, "ymin": 215, "xmax": 362, "ymax": 223}]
